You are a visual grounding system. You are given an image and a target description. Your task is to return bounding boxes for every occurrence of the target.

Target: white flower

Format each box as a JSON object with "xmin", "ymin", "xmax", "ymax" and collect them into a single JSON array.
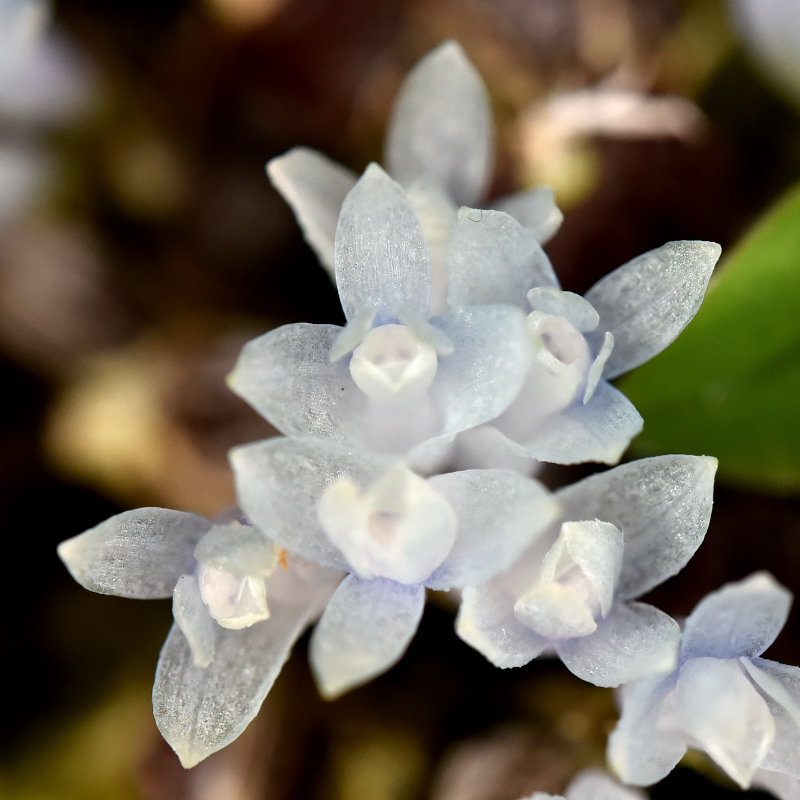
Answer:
[
  {"xmin": 57, "ymin": 506, "xmax": 340, "ymax": 767},
  {"xmin": 609, "ymin": 572, "xmax": 800, "ymax": 791},
  {"xmin": 457, "ymin": 455, "xmax": 717, "ymax": 687},
  {"xmin": 266, "ymin": 41, "xmax": 563, "ymax": 315},
  {"xmin": 228, "ymin": 163, "xmax": 531, "ymax": 464},
  {"xmin": 230, "ymin": 436, "xmax": 558, "ymax": 698},
  {"xmin": 446, "ymin": 208, "xmax": 721, "ymax": 465}
]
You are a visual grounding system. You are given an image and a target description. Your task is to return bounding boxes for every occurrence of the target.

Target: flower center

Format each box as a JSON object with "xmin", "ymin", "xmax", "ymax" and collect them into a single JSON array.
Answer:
[{"xmin": 349, "ymin": 324, "xmax": 438, "ymax": 398}]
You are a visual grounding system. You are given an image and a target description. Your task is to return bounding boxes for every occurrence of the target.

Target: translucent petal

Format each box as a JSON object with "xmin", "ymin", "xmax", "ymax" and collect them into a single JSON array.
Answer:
[
  {"xmin": 565, "ymin": 768, "xmax": 646, "ymax": 800},
  {"xmin": 194, "ymin": 521, "xmax": 277, "ymax": 577},
  {"xmin": 405, "ymin": 179, "xmax": 457, "ymax": 315},
  {"xmin": 519, "ymin": 380, "xmax": 643, "ymax": 465},
  {"xmin": 425, "ymin": 469, "xmax": 557, "ymax": 590},
  {"xmin": 329, "ymin": 307, "xmax": 378, "ymax": 362},
  {"xmin": 172, "ymin": 574, "xmax": 216, "ymax": 668},
  {"xmin": 456, "ymin": 582, "xmax": 549, "ymax": 668},
  {"xmin": 385, "ymin": 40, "xmax": 492, "ymax": 207},
  {"xmin": 753, "ymin": 769, "xmax": 800, "ymax": 800},
  {"xmin": 607, "ymin": 674, "xmax": 687, "ymax": 786},
  {"xmin": 309, "ymin": 575, "xmax": 425, "ymax": 698},
  {"xmin": 584, "ymin": 241, "xmax": 721, "ymax": 379},
  {"xmin": 431, "ymin": 305, "xmax": 532, "ymax": 435},
  {"xmin": 318, "ymin": 463, "xmax": 457, "ymax": 584},
  {"xmin": 266, "ymin": 146, "xmax": 357, "ymax": 276},
  {"xmin": 744, "ymin": 658, "xmax": 800, "ymax": 779},
  {"xmin": 231, "ymin": 437, "xmax": 394, "ymax": 571},
  {"xmin": 447, "ymin": 209, "xmax": 558, "ymax": 309},
  {"xmin": 681, "ymin": 572, "xmax": 792, "ymax": 660},
  {"xmin": 493, "ymin": 186, "xmax": 564, "ymax": 245},
  {"xmin": 556, "ymin": 454, "xmax": 717, "ymax": 600},
  {"xmin": 516, "ymin": 580, "xmax": 597, "ymax": 639},
  {"xmin": 153, "ymin": 557, "xmax": 340, "ymax": 767},
  {"xmin": 334, "ymin": 163, "xmax": 430, "ymax": 321},
  {"xmin": 227, "ymin": 322, "xmax": 366, "ymax": 441},
  {"xmin": 556, "ymin": 601, "xmax": 680, "ymax": 688},
  {"xmin": 57, "ymin": 508, "xmax": 211, "ymax": 599},
  {"xmin": 527, "ymin": 288, "xmax": 598, "ymax": 332},
  {"xmin": 675, "ymin": 657, "xmax": 775, "ymax": 787},
  {"xmin": 583, "ymin": 332, "xmax": 614, "ymax": 403}
]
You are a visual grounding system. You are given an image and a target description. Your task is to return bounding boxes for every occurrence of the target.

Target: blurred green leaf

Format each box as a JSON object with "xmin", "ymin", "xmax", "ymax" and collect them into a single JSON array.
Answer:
[{"xmin": 619, "ymin": 180, "xmax": 800, "ymax": 493}]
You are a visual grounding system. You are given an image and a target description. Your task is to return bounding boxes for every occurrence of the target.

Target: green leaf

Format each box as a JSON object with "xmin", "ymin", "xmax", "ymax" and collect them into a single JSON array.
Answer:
[{"xmin": 618, "ymin": 181, "xmax": 800, "ymax": 493}]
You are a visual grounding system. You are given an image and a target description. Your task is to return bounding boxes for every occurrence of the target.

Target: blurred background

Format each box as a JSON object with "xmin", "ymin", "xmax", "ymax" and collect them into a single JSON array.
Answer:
[{"xmin": 3, "ymin": 0, "xmax": 800, "ymax": 797}]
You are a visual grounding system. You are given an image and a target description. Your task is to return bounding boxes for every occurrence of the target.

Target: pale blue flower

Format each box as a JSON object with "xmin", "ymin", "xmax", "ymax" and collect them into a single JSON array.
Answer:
[
  {"xmin": 457, "ymin": 455, "xmax": 717, "ymax": 687},
  {"xmin": 230, "ymin": 435, "xmax": 558, "ymax": 698},
  {"xmin": 58, "ymin": 506, "xmax": 340, "ymax": 767},
  {"xmin": 609, "ymin": 572, "xmax": 800, "ymax": 791},
  {"xmin": 266, "ymin": 41, "xmax": 562, "ymax": 316}
]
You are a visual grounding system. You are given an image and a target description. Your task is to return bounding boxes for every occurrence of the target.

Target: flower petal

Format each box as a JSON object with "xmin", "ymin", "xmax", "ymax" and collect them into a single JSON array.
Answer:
[
  {"xmin": 447, "ymin": 208, "xmax": 558, "ymax": 309},
  {"xmin": 743, "ymin": 658, "xmax": 800, "ymax": 779},
  {"xmin": 675, "ymin": 657, "xmax": 775, "ymax": 788},
  {"xmin": 227, "ymin": 322, "xmax": 366, "ymax": 441},
  {"xmin": 456, "ymin": 582, "xmax": 549, "ymax": 668},
  {"xmin": 266, "ymin": 146, "xmax": 357, "ymax": 277},
  {"xmin": 57, "ymin": 508, "xmax": 211, "ymax": 599},
  {"xmin": 385, "ymin": 41, "xmax": 492, "ymax": 207},
  {"xmin": 607, "ymin": 674, "xmax": 686, "ymax": 786},
  {"xmin": 431, "ymin": 304, "xmax": 531, "ymax": 435},
  {"xmin": 565, "ymin": 768, "xmax": 646, "ymax": 800},
  {"xmin": 556, "ymin": 601, "xmax": 680, "ymax": 688},
  {"xmin": 584, "ymin": 241, "xmax": 721, "ymax": 379},
  {"xmin": 753, "ymin": 769, "xmax": 800, "ymax": 800},
  {"xmin": 172, "ymin": 574, "xmax": 216, "ymax": 668},
  {"xmin": 556, "ymin": 454, "xmax": 717, "ymax": 600},
  {"xmin": 520, "ymin": 380, "xmax": 643, "ymax": 465},
  {"xmin": 334, "ymin": 163, "xmax": 430, "ymax": 321},
  {"xmin": 681, "ymin": 572, "xmax": 792, "ymax": 661},
  {"xmin": 309, "ymin": 574, "xmax": 425, "ymax": 698},
  {"xmin": 425, "ymin": 469, "xmax": 557, "ymax": 590},
  {"xmin": 493, "ymin": 187, "xmax": 564, "ymax": 245},
  {"xmin": 231, "ymin": 437, "xmax": 393, "ymax": 571},
  {"xmin": 153, "ymin": 557, "xmax": 339, "ymax": 767}
]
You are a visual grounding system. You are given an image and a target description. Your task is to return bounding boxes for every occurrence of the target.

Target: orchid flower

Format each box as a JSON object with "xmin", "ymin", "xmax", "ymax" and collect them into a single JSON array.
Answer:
[
  {"xmin": 58, "ymin": 506, "xmax": 341, "ymax": 767},
  {"xmin": 267, "ymin": 41, "xmax": 563, "ymax": 315},
  {"xmin": 457, "ymin": 455, "xmax": 717, "ymax": 687},
  {"xmin": 230, "ymin": 435, "xmax": 558, "ymax": 698},
  {"xmin": 521, "ymin": 768, "xmax": 645, "ymax": 800},
  {"xmin": 609, "ymin": 572, "xmax": 800, "ymax": 792},
  {"xmin": 228, "ymin": 163, "xmax": 531, "ymax": 467},
  {"xmin": 446, "ymin": 208, "xmax": 721, "ymax": 465}
]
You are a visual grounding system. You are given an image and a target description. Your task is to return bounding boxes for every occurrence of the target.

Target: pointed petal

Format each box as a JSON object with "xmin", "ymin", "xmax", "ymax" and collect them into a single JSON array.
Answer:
[
  {"xmin": 231, "ymin": 437, "xmax": 393, "ymax": 571},
  {"xmin": 493, "ymin": 187, "xmax": 564, "ymax": 245},
  {"xmin": 607, "ymin": 675, "xmax": 686, "ymax": 786},
  {"xmin": 431, "ymin": 305, "xmax": 532, "ymax": 435},
  {"xmin": 425, "ymin": 469, "xmax": 557, "ymax": 590},
  {"xmin": 153, "ymin": 557, "xmax": 339, "ymax": 767},
  {"xmin": 172, "ymin": 575, "xmax": 216, "ymax": 668},
  {"xmin": 521, "ymin": 380, "xmax": 643, "ymax": 465},
  {"xmin": 584, "ymin": 241, "xmax": 721, "ymax": 379},
  {"xmin": 675, "ymin": 657, "xmax": 775, "ymax": 787},
  {"xmin": 447, "ymin": 208, "xmax": 558, "ymax": 309},
  {"xmin": 227, "ymin": 322, "xmax": 365, "ymax": 441},
  {"xmin": 565, "ymin": 768, "xmax": 646, "ymax": 800},
  {"xmin": 556, "ymin": 601, "xmax": 679, "ymax": 688},
  {"xmin": 334, "ymin": 163, "xmax": 430, "ymax": 321},
  {"xmin": 744, "ymin": 658, "xmax": 800, "ymax": 779},
  {"xmin": 266, "ymin": 147, "xmax": 357, "ymax": 276},
  {"xmin": 556, "ymin": 454, "xmax": 717, "ymax": 600},
  {"xmin": 309, "ymin": 575, "xmax": 425, "ymax": 698},
  {"xmin": 456, "ymin": 582, "xmax": 549, "ymax": 668},
  {"xmin": 385, "ymin": 41, "xmax": 492, "ymax": 207},
  {"xmin": 681, "ymin": 572, "xmax": 792, "ymax": 660},
  {"xmin": 57, "ymin": 508, "xmax": 210, "ymax": 599}
]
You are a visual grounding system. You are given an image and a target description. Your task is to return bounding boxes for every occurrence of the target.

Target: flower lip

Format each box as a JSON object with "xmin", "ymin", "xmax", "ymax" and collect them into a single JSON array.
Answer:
[
  {"xmin": 197, "ymin": 564, "xmax": 270, "ymax": 630},
  {"xmin": 349, "ymin": 324, "xmax": 438, "ymax": 398}
]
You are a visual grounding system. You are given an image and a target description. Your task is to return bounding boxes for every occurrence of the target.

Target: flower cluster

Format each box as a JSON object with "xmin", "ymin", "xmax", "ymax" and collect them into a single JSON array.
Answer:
[{"xmin": 56, "ymin": 38, "xmax": 800, "ymax": 797}]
